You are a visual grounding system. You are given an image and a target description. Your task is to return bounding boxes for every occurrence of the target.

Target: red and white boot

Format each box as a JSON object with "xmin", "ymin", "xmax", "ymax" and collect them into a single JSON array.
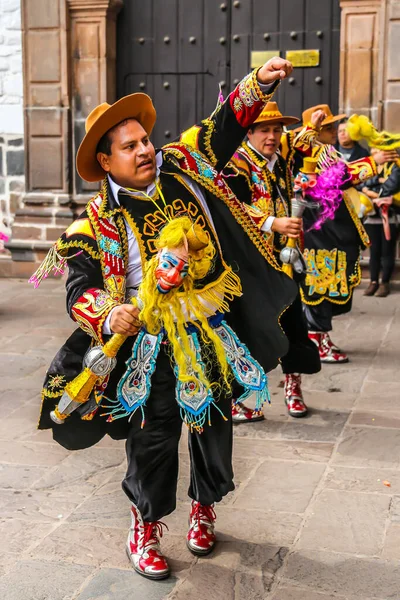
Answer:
[
  {"xmin": 187, "ymin": 501, "xmax": 217, "ymax": 556},
  {"xmin": 308, "ymin": 331, "xmax": 349, "ymax": 364},
  {"xmin": 231, "ymin": 401, "xmax": 264, "ymax": 424},
  {"xmin": 284, "ymin": 373, "xmax": 308, "ymax": 417},
  {"xmin": 126, "ymin": 504, "xmax": 170, "ymax": 580}
]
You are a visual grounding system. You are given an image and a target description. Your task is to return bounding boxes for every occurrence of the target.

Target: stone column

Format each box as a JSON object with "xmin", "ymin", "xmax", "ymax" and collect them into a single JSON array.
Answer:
[
  {"xmin": 339, "ymin": 0, "xmax": 385, "ymax": 126},
  {"xmin": 67, "ymin": 0, "xmax": 123, "ymax": 198},
  {"xmin": 6, "ymin": 0, "xmax": 71, "ymax": 275},
  {"xmin": 7, "ymin": 0, "xmax": 122, "ymax": 277},
  {"xmin": 340, "ymin": 0, "xmax": 400, "ymax": 132},
  {"xmin": 382, "ymin": 0, "xmax": 400, "ymax": 130}
]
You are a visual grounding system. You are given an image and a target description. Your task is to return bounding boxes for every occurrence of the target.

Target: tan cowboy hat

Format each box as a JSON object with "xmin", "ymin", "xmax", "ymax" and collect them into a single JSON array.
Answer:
[
  {"xmin": 254, "ymin": 101, "xmax": 300, "ymax": 126},
  {"xmin": 302, "ymin": 104, "xmax": 346, "ymax": 128},
  {"xmin": 76, "ymin": 93, "xmax": 157, "ymax": 182}
]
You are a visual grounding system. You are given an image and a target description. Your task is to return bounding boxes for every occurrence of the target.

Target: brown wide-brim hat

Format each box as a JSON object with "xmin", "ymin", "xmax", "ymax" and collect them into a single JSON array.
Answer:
[
  {"xmin": 302, "ymin": 104, "xmax": 346, "ymax": 128},
  {"xmin": 254, "ymin": 101, "xmax": 300, "ymax": 126},
  {"xmin": 76, "ymin": 93, "xmax": 157, "ymax": 182}
]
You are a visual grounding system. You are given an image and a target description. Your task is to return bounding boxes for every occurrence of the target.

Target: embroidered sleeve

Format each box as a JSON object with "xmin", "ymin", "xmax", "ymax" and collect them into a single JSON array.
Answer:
[
  {"xmin": 241, "ymin": 203, "xmax": 269, "ymax": 229},
  {"xmin": 177, "ymin": 69, "xmax": 278, "ymax": 173},
  {"xmin": 346, "ymin": 156, "xmax": 377, "ymax": 186},
  {"xmin": 293, "ymin": 123, "xmax": 319, "ymax": 155},
  {"xmin": 71, "ymin": 288, "xmax": 119, "ymax": 345},
  {"xmin": 229, "ymin": 69, "xmax": 277, "ymax": 128}
]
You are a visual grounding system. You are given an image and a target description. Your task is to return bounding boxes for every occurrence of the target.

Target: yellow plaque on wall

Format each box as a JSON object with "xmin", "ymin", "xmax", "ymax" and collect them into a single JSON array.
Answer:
[
  {"xmin": 285, "ymin": 49, "xmax": 320, "ymax": 67},
  {"xmin": 251, "ymin": 50, "xmax": 280, "ymax": 69}
]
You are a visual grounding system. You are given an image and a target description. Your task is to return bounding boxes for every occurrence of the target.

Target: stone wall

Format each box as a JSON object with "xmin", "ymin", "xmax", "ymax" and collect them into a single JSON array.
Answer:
[
  {"xmin": 340, "ymin": 0, "xmax": 400, "ymax": 132},
  {"xmin": 0, "ymin": 0, "xmax": 25, "ymax": 265}
]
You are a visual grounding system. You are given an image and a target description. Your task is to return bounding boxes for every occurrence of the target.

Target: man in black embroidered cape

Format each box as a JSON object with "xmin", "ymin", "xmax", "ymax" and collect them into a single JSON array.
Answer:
[
  {"xmin": 223, "ymin": 102, "xmax": 321, "ymax": 422},
  {"xmin": 35, "ymin": 58, "xmax": 296, "ymax": 580},
  {"xmin": 296, "ymin": 104, "xmax": 377, "ymax": 364}
]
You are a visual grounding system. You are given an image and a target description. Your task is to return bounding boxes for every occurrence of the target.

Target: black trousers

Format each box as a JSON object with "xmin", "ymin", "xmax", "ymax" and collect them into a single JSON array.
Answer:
[
  {"xmin": 303, "ymin": 296, "xmax": 353, "ymax": 333},
  {"xmin": 280, "ymin": 291, "xmax": 321, "ymax": 375},
  {"xmin": 365, "ymin": 223, "xmax": 398, "ymax": 283},
  {"xmin": 122, "ymin": 345, "xmax": 234, "ymax": 522}
]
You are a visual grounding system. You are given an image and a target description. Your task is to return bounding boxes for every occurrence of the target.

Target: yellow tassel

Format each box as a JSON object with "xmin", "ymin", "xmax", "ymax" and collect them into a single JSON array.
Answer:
[
  {"xmin": 347, "ymin": 114, "xmax": 400, "ymax": 150},
  {"xmin": 64, "ymin": 367, "xmax": 100, "ymax": 405}
]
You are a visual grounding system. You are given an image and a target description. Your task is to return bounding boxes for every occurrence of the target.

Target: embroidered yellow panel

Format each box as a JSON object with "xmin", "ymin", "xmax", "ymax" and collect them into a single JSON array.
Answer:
[
  {"xmin": 180, "ymin": 125, "xmax": 202, "ymax": 150},
  {"xmin": 304, "ymin": 248, "xmax": 349, "ymax": 298},
  {"xmin": 65, "ymin": 218, "xmax": 96, "ymax": 240}
]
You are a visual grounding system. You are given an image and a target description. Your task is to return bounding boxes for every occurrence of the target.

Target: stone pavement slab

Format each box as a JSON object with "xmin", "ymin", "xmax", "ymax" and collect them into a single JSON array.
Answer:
[
  {"xmin": 75, "ymin": 568, "xmax": 177, "ymax": 600},
  {"xmin": 0, "ymin": 280, "xmax": 399, "ymax": 599}
]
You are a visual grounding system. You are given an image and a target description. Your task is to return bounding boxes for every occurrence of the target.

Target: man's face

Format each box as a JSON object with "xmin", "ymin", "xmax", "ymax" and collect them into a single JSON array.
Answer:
[
  {"xmin": 337, "ymin": 123, "xmax": 353, "ymax": 148},
  {"xmin": 318, "ymin": 122, "xmax": 337, "ymax": 145},
  {"xmin": 155, "ymin": 247, "xmax": 189, "ymax": 294},
  {"xmin": 247, "ymin": 122, "xmax": 283, "ymax": 159},
  {"xmin": 97, "ymin": 119, "xmax": 156, "ymax": 190}
]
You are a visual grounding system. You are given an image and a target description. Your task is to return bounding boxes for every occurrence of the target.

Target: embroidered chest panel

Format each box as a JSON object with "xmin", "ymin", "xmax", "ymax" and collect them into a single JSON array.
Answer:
[
  {"xmin": 87, "ymin": 195, "xmax": 127, "ymax": 303},
  {"xmin": 116, "ymin": 172, "xmax": 229, "ymax": 290},
  {"xmin": 236, "ymin": 144, "xmax": 292, "ymax": 220},
  {"xmin": 162, "ymin": 143, "xmax": 281, "ymax": 270}
]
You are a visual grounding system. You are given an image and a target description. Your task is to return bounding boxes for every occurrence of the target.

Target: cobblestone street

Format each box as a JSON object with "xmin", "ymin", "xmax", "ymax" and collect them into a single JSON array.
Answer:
[{"xmin": 0, "ymin": 278, "xmax": 399, "ymax": 600}]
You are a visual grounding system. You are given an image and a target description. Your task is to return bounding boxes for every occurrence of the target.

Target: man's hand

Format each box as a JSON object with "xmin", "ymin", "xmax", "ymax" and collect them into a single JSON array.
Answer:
[
  {"xmin": 257, "ymin": 57, "xmax": 293, "ymax": 84},
  {"xmin": 110, "ymin": 304, "xmax": 141, "ymax": 336},
  {"xmin": 310, "ymin": 109, "xmax": 327, "ymax": 129},
  {"xmin": 375, "ymin": 196, "xmax": 393, "ymax": 208},
  {"xmin": 362, "ymin": 187, "xmax": 379, "ymax": 199},
  {"xmin": 373, "ymin": 149, "xmax": 398, "ymax": 165},
  {"xmin": 272, "ymin": 217, "xmax": 302, "ymax": 238}
]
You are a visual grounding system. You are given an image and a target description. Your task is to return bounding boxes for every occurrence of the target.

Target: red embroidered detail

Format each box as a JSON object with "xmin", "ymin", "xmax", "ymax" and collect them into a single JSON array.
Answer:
[
  {"xmin": 229, "ymin": 70, "xmax": 275, "ymax": 128},
  {"xmin": 71, "ymin": 287, "xmax": 119, "ymax": 345},
  {"xmin": 346, "ymin": 156, "xmax": 377, "ymax": 186},
  {"xmin": 86, "ymin": 196, "xmax": 127, "ymax": 303}
]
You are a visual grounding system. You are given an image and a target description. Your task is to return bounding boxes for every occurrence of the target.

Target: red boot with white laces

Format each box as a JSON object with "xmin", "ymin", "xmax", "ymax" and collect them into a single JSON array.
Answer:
[
  {"xmin": 308, "ymin": 331, "xmax": 349, "ymax": 364},
  {"xmin": 126, "ymin": 504, "xmax": 170, "ymax": 580},
  {"xmin": 187, "ymin": 501, "xmax": 216, "ymax": 556},
  {"xmin": 284, "ymin": 373, "xmax": 308, "ymax": 417}
]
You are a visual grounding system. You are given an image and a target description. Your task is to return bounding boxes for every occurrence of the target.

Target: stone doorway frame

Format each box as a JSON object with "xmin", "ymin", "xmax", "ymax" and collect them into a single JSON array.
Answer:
[{"xmin": 7, "ymin": 0, "xmax": 122, "ymax": 274}]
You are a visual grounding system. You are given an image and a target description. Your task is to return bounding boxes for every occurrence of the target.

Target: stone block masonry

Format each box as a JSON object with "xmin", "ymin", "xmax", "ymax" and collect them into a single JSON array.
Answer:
[{"xmin": 0, "ymin": 0, "xmax": 25, "ymax": 276}]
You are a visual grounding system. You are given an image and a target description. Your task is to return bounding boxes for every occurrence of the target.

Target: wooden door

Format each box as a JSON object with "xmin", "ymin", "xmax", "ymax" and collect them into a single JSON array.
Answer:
[
  {"xmin": 117, "ymin": 0, "xmax": 231, "ymax": 148},
  {"xmin": 116, "ymin": 0, "xmax": 341, "ymax": 145}
]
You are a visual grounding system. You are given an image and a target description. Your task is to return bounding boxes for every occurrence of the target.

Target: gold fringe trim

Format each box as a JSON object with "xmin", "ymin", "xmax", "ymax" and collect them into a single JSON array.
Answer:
[
  {"xmin": 342, "ymin": 190, "xmax": 370, "ymax": 248},
  {"xmin": 180, "ymin": 267, "xmax": 242, "ymax": 317},
  {"xmin": 29, "ymin": 243, "xmax": 93, "ymax": 288},
  {"xmin": 201, "ymin": 119, "xmax": 218, "ymax": 167},
  {"xmin": 120, "ymin": 207, "xmax": 148, "ymax": 270}
]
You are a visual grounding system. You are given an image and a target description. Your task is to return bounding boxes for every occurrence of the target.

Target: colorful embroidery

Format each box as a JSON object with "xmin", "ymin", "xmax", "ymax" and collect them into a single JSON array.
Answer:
[
  {"xmin": 303, "ymin": 248, "xmax": 349, "ymax": 298},
  {"xmin": 201, "ymin": 119, "xmax": 218, "ymax": 167},
  {"xmin": 48, "ymin": 374, "xmax": 66, "ymax": 390},
  {"xmin": 104, "ymin": 274, "xmax": 126, "ymax": 303},
  {"xmin": 163, "ymin": 144, "xmax": 281, "ymax": 270},
  {"xmin": 71, "ymin": 288, "xmax": 119, "ymax": 344},
  {"xmin": 238, "ymin": 70, "xmax": 263, "ymax": 108},
  {"xmin": 347, "ymin": 156, "xmax": 377, "ymax": 186},
  {"xmin": 229, "ymin": 69, "xmax": 276, "ymax": 128},
  {"xmin": 233, "ymin": 97, "xmax": 243, "ymax": 112}
]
